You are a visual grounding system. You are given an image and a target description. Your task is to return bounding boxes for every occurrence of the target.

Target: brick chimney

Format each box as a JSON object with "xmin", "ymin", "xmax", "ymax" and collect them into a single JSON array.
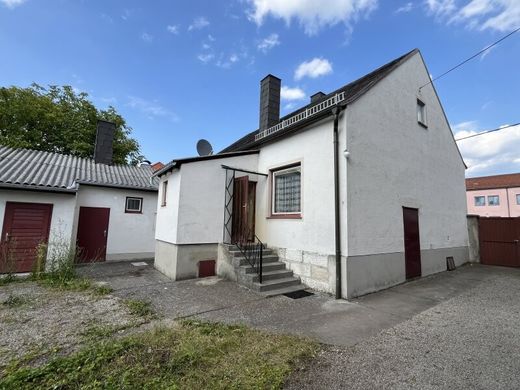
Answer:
[
  {"xmin": 94, "ymin": 120, "xmax": 115, "ymax": 165},
  {"xmin": 310, "ymin": 92, "xmax": 326, "ymax": 103},
  {"xmin": 259, "ymin": 74, "xmax": 281, "ymax": 130}
]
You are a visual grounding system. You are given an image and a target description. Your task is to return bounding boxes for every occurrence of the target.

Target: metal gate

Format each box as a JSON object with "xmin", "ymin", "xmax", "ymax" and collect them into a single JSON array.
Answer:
[{"xmin": 479, "ymin": 217, "xmax": 520, "ymax": 267}]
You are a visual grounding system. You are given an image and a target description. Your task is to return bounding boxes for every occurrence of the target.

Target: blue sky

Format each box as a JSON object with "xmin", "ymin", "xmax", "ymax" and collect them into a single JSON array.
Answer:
[{"xmin": 0, "ymin": 0, "xmax": 519, "ymax": 177}]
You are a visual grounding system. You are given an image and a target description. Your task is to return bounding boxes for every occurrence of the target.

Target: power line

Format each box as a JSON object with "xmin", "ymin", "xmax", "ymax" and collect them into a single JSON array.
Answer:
[
  {"xmin": 455, "ymin": 122, "xmax": 520, "ymax": 141},
  {"xmin": 420, "ymin": 26, "xmax": 520, "ymax": 90}
]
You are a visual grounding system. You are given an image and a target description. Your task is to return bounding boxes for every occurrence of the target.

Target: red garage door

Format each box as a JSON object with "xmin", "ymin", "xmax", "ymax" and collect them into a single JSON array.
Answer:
[
  {"xmin": 1, "ymin": 202, "xmax": 53, "ymax": 273},
  {"xmin": 479, "ymin": 217, "xmax": 520, "ymax": 267}
]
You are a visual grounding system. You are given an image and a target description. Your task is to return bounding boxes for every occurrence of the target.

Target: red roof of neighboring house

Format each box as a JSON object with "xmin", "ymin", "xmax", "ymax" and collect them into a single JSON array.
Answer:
[
  {"xmin": 466, "ymin": 173, "xmax": 520, "ymax": 191},
  {"xmin": 151, "ymin": 162, "xmax": 165, "ymax": 172}
]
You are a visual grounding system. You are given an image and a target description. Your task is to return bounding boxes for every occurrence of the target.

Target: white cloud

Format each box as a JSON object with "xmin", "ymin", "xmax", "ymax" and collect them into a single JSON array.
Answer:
[
  {"xmin": 188, "ymin": 16, "xmax": 210, "ymax": 31},
  {"xmin": 427, "ymin": 0, "xmax": 520, "ymax": 32},
  {"xmin": 281, "ymin": 86, "xmax": 306, "ymax": 101},
  {"xmin": 207, "ymin": 34, "xmax": 216, "ymax": 41},
  {"xmin": 295, "ymin": 57, "xmax": 333, "ymax": 80},
  {"xmin": 197, "ymin": 53, "xmax": 215, "ymax": 63},
  {"xmin": 257, "ymin": 33, "xmax": 281, "ymax": 53},
  {"xmin": 396, "ymin": 2, "xmax": 414, "ymax": 13},
  {"xmin": 247, "ymin": 0, "xmax": 378, "ymax": 35},
  {"xmin": 127, "ymin": 96, "xmax": 178, "ymax": 121},
  {"xmin": 141, "ymin": 32, "xmax": 153, "ymax": 42},
  {"xmin": 167, "ymin": 25, "xmax": 180, "ymax": 34},
  {"xmin": 0, "ymin": 0, "xmax": 26, "ymax": 8},
  {"xmin": 454, "ymin": 121, "xmax": 520, "ymax": 175}
]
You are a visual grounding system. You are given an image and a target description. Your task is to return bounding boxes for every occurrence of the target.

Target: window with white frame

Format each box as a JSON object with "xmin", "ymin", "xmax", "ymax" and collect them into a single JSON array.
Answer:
[
  {"xmin": 474, "ymin": 196, "xmax": 485, "ymax": 207},
  {"xmin": 161, "ymin": 180, "xmax": 168, "ymax": 206},
  {"xmin": 488, "ymin": 195, "xmax": 500, "ymax": 206},
  {"xmin": 417, "ymin": 98, "xmax": 427, "ymax": 127},
  {"xmin": 517, "ymin": 194, "xmax": 520, "ymax": 205},
  {"xmin": 272, "ymin": 164, "xmax": 301, "ymax": 214},
  {"xmin": 125, "ymin": 197, "xmax": 143, "ymax": 213}
]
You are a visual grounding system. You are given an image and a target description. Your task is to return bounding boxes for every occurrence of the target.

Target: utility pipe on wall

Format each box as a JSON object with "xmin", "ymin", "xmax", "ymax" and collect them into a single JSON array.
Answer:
[{"xmin": 332, "ymin": 106, "xmax": 343, "ymax": 299}]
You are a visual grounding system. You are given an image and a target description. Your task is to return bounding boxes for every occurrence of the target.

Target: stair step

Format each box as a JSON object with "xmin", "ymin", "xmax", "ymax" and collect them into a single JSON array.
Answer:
[
  {"xmin": 240, "ymin": 262, "xmax": 286, "ymax": 274},
  {"xmin": 249, "ymin": 269, "xmax": 294, "ymax": 282},
  {"xmin": 261, "ymin": 284, "xmax": 309, "ymax": 297},
  {"xmin": 253, "ymin": 276, "xmax": 301, "ymax": 292},
  {"xmin": 236, "ymin": 255, "xmax": 278, "ymax": 266},
  {"xmin": 229, "ymin": 249, "xmax": 275, "ymax": 258}
]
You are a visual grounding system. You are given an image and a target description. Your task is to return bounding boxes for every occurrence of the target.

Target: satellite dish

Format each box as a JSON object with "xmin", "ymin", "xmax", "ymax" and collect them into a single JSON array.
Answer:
[{"xmin": 196, "ymin": 139, "xmax": 214, "ymax": 156}]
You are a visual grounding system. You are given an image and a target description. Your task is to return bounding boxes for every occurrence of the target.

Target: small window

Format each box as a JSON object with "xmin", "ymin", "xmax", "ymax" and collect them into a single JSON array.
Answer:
[
  {"xmin": 125, "ymin": 197, "xmax": 143, "ymax": 213},
  {"xmin": 161, "ymin": 180, "xmax": 168, "ymax": 207},
  {"xmin": 272, "ymin": 164, "xmax": 301, "ymax": 215},
  {"xmin": 474, "ymin": 196, "xmax": 485, "ymax": 207},
  {"xmin": 517, "ymin": 194, "xmax": 520, "ymax": 205},
  {"xmin": 417, "ymin": 98, "xmax": 427, "ymax": 127},
  {"xmin": 488, "ymin": 195, "xmax": 500, "ymax": 206}
]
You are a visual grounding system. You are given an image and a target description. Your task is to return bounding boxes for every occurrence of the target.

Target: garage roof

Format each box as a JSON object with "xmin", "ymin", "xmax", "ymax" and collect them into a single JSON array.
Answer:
[{"xmin": 0, "ymin": 145, "xmax": 159, "ymax": 192}]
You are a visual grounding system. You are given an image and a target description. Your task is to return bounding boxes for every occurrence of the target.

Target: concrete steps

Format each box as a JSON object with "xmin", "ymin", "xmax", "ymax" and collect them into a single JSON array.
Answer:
[{"xmin": 225, "ymin": 243, "xmax": 307, "ymax": 296}]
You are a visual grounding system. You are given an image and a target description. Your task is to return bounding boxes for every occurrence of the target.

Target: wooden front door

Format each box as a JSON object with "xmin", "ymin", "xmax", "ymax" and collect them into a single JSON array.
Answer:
[
  {"xmin": 403, "ymin": 207, "xmax": 421, "ymax": 279},
  {"xmin": 231, "ymin": 176, "xmax": 256, "ymax": 243},
  {"xmin": 1, "ymin": 202, "xmax": 53, "ymax": 273},
  {"xmin": 76, "ymin": 207, "xmax": 110, "ymax": 263}
]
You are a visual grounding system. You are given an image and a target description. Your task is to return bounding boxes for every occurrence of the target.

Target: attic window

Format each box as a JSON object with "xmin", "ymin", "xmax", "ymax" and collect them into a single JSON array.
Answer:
[{"xmin": 417, "ymin": 98, "xmax": 427, "ymax": 128}]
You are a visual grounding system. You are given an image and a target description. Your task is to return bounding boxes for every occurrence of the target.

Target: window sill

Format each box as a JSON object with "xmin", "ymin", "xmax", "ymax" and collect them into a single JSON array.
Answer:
[
  {"xmin": 125, "ymin": 210, "xmax": 142, "ymax": 214},
  {"xmin": 267, "ymin": 214, "xmax": 302, "ymax": 219},
  {"xmin": 418, "ymin": 121, "xmax": 428, "ymax": 129}
]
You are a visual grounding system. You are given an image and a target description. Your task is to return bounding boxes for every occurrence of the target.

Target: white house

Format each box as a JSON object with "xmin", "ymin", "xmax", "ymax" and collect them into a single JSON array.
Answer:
[
  {"xmin": 153, "ymin": 49, "xmax": 469, "ymax": 299},
  {"xmin": 0, "ymin": 121, "xmax": 159, "ymax": 273}
]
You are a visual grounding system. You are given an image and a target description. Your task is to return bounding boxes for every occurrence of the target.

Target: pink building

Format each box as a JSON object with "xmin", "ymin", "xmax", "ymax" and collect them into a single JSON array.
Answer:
[{"xmin": 466, "ymin": 173, "xmax": 520, "ymax": 217}]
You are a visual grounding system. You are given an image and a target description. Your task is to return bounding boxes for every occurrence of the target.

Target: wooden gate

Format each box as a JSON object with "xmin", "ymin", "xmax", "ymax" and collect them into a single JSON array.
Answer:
[{"xmin": 479, "ymin": 217, "xmax": 520, "ymax": 267}]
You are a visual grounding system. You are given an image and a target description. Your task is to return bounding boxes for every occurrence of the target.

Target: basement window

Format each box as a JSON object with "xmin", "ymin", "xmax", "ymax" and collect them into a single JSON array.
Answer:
[
  {"xmin": 125, "ymin": 197, "xmax": 143, "ymax": 213},
  {"xmin": 271, "ymin": 164, "xmax": 301, "ymax": 216},
  {"xmin": 488, "ymin": 195, "xmax": 500, "ymax": 206},
  {"xmin": 474, "ymin": 196, "xmax": 485, "ymax": 207},
  {"xmin": 417, "ymin": 98, "xmax": 427, "ymax": 128}
]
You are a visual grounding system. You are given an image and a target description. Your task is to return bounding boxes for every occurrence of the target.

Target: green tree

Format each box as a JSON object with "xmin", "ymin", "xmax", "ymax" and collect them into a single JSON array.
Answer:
[{"xmin": 0, "ymin": 84, "xmax": 141, "ymax": 165}]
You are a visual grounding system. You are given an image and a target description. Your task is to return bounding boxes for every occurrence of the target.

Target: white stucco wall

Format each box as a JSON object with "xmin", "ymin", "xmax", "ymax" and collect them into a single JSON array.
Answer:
[
  {"xmin": 75, "ymin": 185, "xmax": 157, "ymax": 260},
  {"xmin": 345, "ymin": 51, "xmax": 468, "ymax": 295},
  {"xmin": 0, "ymin": 189, "xmax": 77, "ymax": 265},
  {"xmin": 155, "ymin": 154, "xmax": 259, "ymax": 245}
]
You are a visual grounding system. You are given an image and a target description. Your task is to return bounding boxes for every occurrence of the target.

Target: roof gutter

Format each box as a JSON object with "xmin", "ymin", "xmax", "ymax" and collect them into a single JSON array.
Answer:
[{"xmin": 332, "ymin": 105, "xmax": 344, "ymax": 299}]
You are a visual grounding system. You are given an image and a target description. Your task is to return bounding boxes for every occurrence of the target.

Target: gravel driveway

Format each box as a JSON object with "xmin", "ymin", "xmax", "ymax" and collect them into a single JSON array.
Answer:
[
  {"xmin": 286, "ymin": 271, "xmax": 520, "ymax": 389},
  {"xmin": 0, "ymin": 282, "xmax": 139, "ymax": 370}
]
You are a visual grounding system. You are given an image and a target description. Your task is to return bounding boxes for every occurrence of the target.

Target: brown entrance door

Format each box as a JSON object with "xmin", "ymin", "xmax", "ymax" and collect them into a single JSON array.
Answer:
[
  {"xmin": 76, "ymin": 207, "xmax": 110, "ymax": 263},
  {"xmin": 231, "ymin": 176, "xmax": 256, "ymax": 243},
  {"xmin": 403, "ymin": 207, "xmax": 421, "ymax": 279},
  {"xmin": 1, "ymin": 202, "xmax": 53, "ymax": 273}
]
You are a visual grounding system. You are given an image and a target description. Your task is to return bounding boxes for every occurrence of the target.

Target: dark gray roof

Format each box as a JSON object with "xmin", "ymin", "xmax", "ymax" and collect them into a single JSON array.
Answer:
[
  {"xmin": 154, "ymin": 150, "xmax": 259, "ymax": 177},
  {"xmin": 221, "ymin": 49, "xmax": 419, "ymax": 153},
  {"xmin": 0, "ymin": 145, "xmax": 159, "ymax": 192}
]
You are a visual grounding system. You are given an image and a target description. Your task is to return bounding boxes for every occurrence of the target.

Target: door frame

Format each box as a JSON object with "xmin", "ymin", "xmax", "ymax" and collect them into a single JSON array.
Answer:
[
  {"xmin": 1, "ymin": 202, "xmax": 53, "ymax": 273},
  {"xmin": 402, "ymin": 206, "xmax": 422, "ymax": 280},
  {"xmin": 231, "ymin": 176, "xmax": 256, "ymax": 243},
  {"xmin": 76, "ymin": 206, "xmax": 110, "ymax": 263}
]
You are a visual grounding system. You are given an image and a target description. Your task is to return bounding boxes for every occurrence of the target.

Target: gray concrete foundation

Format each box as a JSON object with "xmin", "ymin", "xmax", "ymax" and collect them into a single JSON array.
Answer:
[
  {"xmin": 347, "ymin": 246, "xmax": 469, "ymax": 298},
  {"xmin": 154, "ymin": 240, "xmax": 218, "ymax": 280}
]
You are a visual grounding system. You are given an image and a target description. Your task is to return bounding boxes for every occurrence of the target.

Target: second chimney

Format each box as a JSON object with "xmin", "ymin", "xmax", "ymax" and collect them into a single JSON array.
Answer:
[
  {"xmin": 259, "ymin": 74, "xmax": 281, "ymax": 131},
  {"xmin": 94, "ymin": 120, "xmax": 115, "ymax": 165},
  {"xmin": 310, "ymin": 92, "xmax": 326, "ymax": 103}
]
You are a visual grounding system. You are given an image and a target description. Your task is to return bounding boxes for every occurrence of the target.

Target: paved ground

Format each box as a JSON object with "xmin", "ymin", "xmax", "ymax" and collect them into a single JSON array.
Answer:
[
  {"xmin": 79, "ymin": 262, "xmax": 520, "ymax": 388},
  {"xmin": 78, "ymin": 261, "xmax": 515, "ymax": 347}
]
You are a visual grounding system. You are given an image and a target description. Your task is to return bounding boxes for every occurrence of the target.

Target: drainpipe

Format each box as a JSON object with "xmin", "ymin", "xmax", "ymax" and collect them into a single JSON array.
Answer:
[{"xmin": 332, "ymin": 106, "xmax": 343, "ymax": 299}]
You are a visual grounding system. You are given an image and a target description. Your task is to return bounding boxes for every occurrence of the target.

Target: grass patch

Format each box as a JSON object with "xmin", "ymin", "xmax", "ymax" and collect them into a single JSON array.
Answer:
[
  {"xmin": 124, "ymin": 299, "xmax": 155, "ymax": 319},
  {"xmin": 0, "ymin": 320, "xmax": 319, "ymax": 389},
  {"xmin": 92, "ymin": 284, "xmax": 113, "ymax": 296},
  {"xmin": 2, "ymin": 295, "xmax": 28, "ymax": 308}
]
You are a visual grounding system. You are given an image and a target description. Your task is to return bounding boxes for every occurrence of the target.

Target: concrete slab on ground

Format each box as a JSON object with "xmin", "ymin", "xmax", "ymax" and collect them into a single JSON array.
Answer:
[{"xmin": 78, "ymin": 261, "xmax": 504, "ymax": 347}]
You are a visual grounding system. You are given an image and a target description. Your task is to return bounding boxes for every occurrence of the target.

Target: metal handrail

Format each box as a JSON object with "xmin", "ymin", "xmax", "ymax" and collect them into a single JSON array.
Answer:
[{"xmin": 234, "ymin": 228, "xmax": 264, "ymax": 284}]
